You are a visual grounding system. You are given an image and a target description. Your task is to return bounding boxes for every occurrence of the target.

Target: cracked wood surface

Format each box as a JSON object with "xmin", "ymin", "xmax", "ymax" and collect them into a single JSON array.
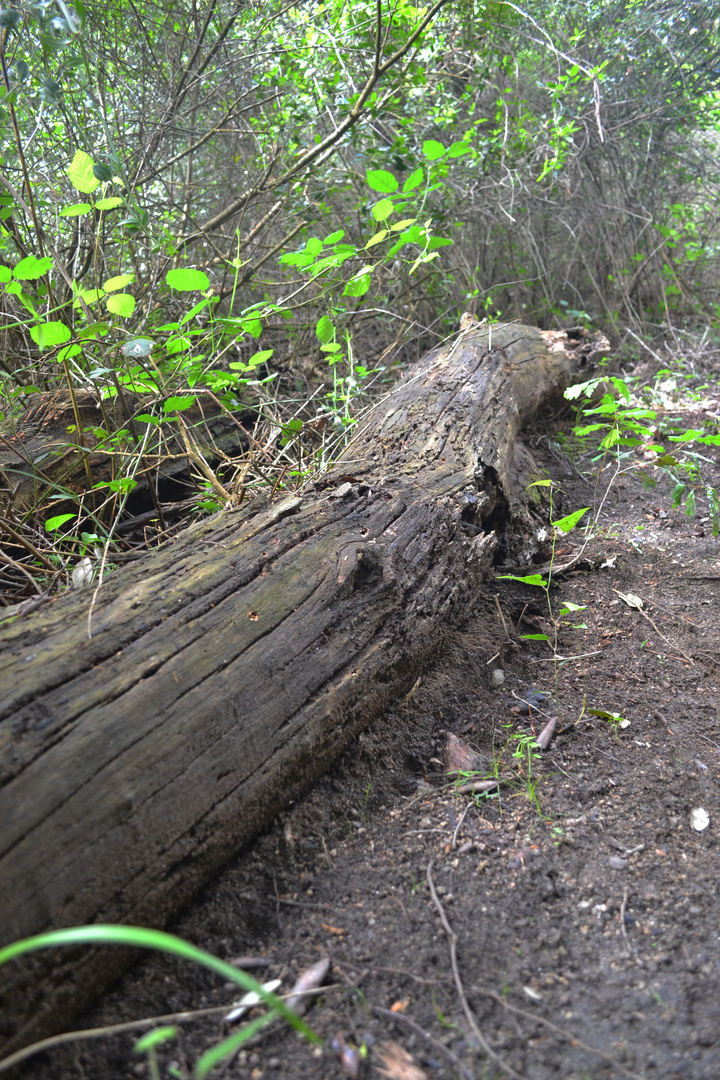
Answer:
[{"xmin": 0, "ymin": 323, "xmax": 583, "ymax": 1054}]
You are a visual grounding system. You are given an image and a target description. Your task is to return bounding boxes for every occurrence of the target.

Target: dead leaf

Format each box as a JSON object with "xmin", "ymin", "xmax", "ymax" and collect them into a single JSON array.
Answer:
[
  {"xmin": 375, "ymin": 1041, "xmax": 428, "ymax": 1080},
  {"xmin": 444, "ymin": 732, "xmax": 484, "ymax": 774},
  {"xmin": 390, "ymin": 998, "xmax": 410, "ymax": 1013}
]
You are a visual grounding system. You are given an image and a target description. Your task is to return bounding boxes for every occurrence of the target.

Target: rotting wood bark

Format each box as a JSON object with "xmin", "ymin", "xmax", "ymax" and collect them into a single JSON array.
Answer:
[{"xmin": 0, "ymin": 322, "xmax": 595, "ymax": 1057}]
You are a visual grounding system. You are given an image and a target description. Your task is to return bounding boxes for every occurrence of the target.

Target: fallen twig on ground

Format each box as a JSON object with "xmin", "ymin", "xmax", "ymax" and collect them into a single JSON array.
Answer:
[
  {"xmin": 373, "ymin": 1005, "xmax": 475, "ymax": 1080},
  {"xmin": 426, "ymin": 861, "xmax": 526, "ymax": 1080},
  {"xmin": 469, "ymin": 982, "xmax": 646, "ymax": 1080}
]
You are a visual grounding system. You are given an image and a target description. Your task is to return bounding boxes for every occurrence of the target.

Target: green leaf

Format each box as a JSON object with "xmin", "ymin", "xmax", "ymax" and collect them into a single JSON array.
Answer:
[
  {"xmin": 497, "ymin": 573, "xmax": 546, "ymax": 587},
  {"xmin": 315, "ymin": 315, "xmax": 334, "ymax": 344},
  {"xmin": 365, "ymin": 230, "xmax": 388, "ymax": 249},
  {"xmin": 423, "ymin": 139, "xmax": 446, "ymax": 160},
  {"xmin": 45, "ymin": 513, "xmax": 75, "ymax": 532},
  {"xmin": 163, "ymin": 395, "xmax": 196, "ymax": 413},
  {"xmin": 13, "ymin": 255, "xmax": 53, "ymax": 280},
  {"xmin": 78, "ymin": 321, "xmax": 110, "ymax": 339},
  {"xmin": 0, "ymin": 7, "xmax": 20, "ymax": 27},
  {"xmin": 58, "ymin": 343, "xmax": 82, "ymax": 362},
  {"xmin": 0, "ymin": 266, "xmax": 10, "ymax": 283},
  {"xmin": 305, "ymin": 237, "xmax": 323, "ymax": 256},
  {"xmin": 68, "ymin": 150, "xmax": 100, "ymax": 193},
  {"xmin": 520, "ymin": 633, "xmax": 550, "ymax": 641},
  {"xmin": 60, "ymin": 202, "xmax": 92, "ymax": 217},
  {"xmin": 123, "ymin": 338, "xmax": 154, "ymax": 357},
  {"xmin": 30, "ymin": 321, "xmax": 71, "ymax": 349},
  {"xmin": 106, "ymin": 293, "xmax": 135, "ymax": 317},
  {"xmin": 552, "ymin": 507, "xmax": 589, "ymax": 533},
  {"xmin": 74, "ymin": 288, "xmax": 104, "ymax": 307},
  {"xmin": 135, "ymin": 1027, "xmax": 177, "ymax": 1054},
  {"xmin": 95, "ymin": 196, "xmax": 123, "ymax": 211},
  {"xmin": 103, "ymin": 273, "xmax": 134, "ymax": 292},
  {"xmin": 0, "ymin": 924, "xmax": 319, "ymax": 1045},
  {"xmin": 372, "ymin": 198, "xmax": 394, "ymax": 222},
  {"xmin": 324, "ymin": 229, "xmax": 345, "ymax": 244},
  {"xmin": 166, "ymin": 267, "xmax": 210, "ymax": 291},
  {"xmin": 246, "ymin": 349, "xmax": 273, "ymax": 369},
  {"xmin": 366, "ymin": 169, "xmax": 398, "ymax": 194},
  {"xmin": 447, "ymin": 141, "xmax": 471, "ymax": 158},
  {"xmin": 92, "ymin": 164, "xmax": 113, "ymax": 182},
  {"xmin": 391, "ymin": 218, "xmax": 416, "ymax": 231},
  {"xmin": 343, "ymin": 271, "xmax": 372, "ymax": 297},
  {"xmin": 403, "ymin": 167, "xmax": 424, "ymax": 192},
  {"xmin": 564, "ymin": 377, "xmax": 604, "ymax": 400},
  {"xmin": 242, "ymin": 318, "xmax": 262, "ymax": 338}
]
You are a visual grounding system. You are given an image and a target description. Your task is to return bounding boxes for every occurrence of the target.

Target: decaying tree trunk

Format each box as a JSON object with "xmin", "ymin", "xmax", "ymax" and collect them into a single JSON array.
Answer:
[{"xmin": 0, "ymin": 323, "xmax": 594, "ymax": 1056}]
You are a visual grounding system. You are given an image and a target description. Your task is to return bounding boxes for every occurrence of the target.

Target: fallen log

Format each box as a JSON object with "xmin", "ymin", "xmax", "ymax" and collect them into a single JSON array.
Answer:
[{"xmin": 0, "ymin": 322, "xmax": 590, "ymax": 1056}]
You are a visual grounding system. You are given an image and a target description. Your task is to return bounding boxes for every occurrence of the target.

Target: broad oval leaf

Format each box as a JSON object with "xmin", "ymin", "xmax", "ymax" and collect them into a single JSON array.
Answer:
[
  {"xmin": 447, "ymin": 141, "xmax": 471, "ymax": 158},
  {"xmin": 247, "ymin": 349, "xmax": 273, "ymax": 368},
  {"xmin": 68, "ymin": 150, "xmax": 100, "ymax": 193},
  {"xmin": 324, "ymin": 229, "xmax": 345, "ymax": 244},
  {"xmin": 403, "ymin": 168, "xmax": 424, "ymax": 192},
  {"xmin": 122, "ymin": 338, "xmax": 154, "ymax": 357},
  {"xmin": 371, "ymin": 198, "xmax": 394, "ymax": 222},
  {"xmin": 11, "ymin": 59, "xmax": 30, "ymax": 83},
  {"xmin": 343, "ymin": 272, "xmax": 371, "ymax": 298},
  {"xmin": 95, "ymin": 196, "xmax": 123, "ymax": 211},
  {"xmin": 305, "ymin": 237, "xmax": 323, "ymax": 257},
  {"xmin": 423, "ymin": 139, "xmax": 446, "ymax": 160},
  {"xmin": 163, "ymin": 395, "xmax": 196, "ymax": 413},
  {"xmin": 13, "ymin": 255, "xmax": 53, "ymax": 280},
  {"xmin": 366, "ymin": 169, "xmax": 398, "ymax": 194},
  {"xmin": 60, "ymin": 202, "xmax": 92, "ymax": 217},
  {"xmin": 106, "ymin": 293, "xmax": 136, "ymax": 317},
  {"xmin": 241, "ymin": 318, "xmax": 261, "ymax": 338},
  {"xmin": 103, "ymin": 273, "xmax": 134, "ymax": 292},
  {"xmin": 315, "ymin": 315, "xmax": 334, "ymax": 344},
  {"xmin": 92, "ymin": 163, "xmax": 113, "ymax": 182},
  {"xmin": 365, "ymin": 230, "xmax": 388, "ymax": 249},
  {"xmin": 73, "ymin": 287, "xmax": 104, "ymax": 307},
  {"xmin": 30, "ymin": 321, "xmax": 72, "ymax": 349},
  {"xmin": 166, "ymin": 267, "xmax": 210, "ymax": 291},
  {"xmin": 58, "ymin": 343, "xmax": 82, "ymax": 362},
  {"xmin": 40, "ymin": 78, "xmax": 62, "ymax": 104},
  {"xmin": 45, "ymin": 513, "xmax": 75, "ymax": 532},
  {"xmin": 0, "ymin": 8, "xmax": 21, "ymax": 28}
]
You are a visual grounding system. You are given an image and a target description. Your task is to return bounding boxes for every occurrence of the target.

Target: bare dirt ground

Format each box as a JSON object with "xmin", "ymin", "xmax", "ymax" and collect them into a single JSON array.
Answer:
[{"xmin": 18, "ymin": 383, "xmax": 720, "ymax": 1080}]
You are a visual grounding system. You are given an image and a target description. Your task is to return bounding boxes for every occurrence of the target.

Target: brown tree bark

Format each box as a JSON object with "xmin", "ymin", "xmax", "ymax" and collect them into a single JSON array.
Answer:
[{"xmin": 0, "ymin": 323, "xmax": 589, "ymax": 1056}]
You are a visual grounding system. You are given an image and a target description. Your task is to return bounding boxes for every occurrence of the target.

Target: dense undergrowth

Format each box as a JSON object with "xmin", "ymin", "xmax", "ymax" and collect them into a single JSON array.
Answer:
[{"xmin": 0, "ymin": 0, "xmax": 718, "ymax": 605}]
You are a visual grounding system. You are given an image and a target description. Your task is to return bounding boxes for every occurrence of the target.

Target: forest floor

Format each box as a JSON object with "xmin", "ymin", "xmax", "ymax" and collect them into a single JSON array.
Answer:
[{"xmin": 22, "ymin": 387, "xmax": 720, "ymax": 1080}]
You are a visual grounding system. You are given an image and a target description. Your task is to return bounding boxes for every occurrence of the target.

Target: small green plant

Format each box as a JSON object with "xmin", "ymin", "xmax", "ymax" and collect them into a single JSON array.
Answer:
[
  {"xmin": 498, "ymin": 479, "xmax": 590, "ymax": 707},
  {"xmin": 0, "ymin": 925, "xmax": 320, "ymax": 1078},
  {"xmin": 506, "ymin": 727, "xmax": 542, "ymax": 809},
  {"xmin": 357, "ymin": 781, "xmax": 372, "ymax": 827},
  {"xmin": 588, "ymin": 708, "xmax": 629, "ymax": 730},
  {"xmin": 135, "ymin": 1027, "xmax": 178, "ymax": 1080},
  {"xmin": 564, "ymin": 374, "xmax": 720, "ymax": 534}
]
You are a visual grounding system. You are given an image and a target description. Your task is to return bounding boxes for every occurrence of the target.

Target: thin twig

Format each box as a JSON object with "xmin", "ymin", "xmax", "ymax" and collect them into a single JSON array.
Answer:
[
  {"xmin": 0, "ymin": 515, "xmax": 58, "ymax": 571},
  {"xmin": 452, "ymin": 800, "xmax": 474, "ymax": 849},
  {"xmin": 373, "ymin": 1006, "xmax": 475, "ymax": 1080},
  {"xmin": 469, "ymin": 983, "xmax": 646, "ymax": 1080},
  {"xmin": 426, "ymin": 861, "xmax": 526, "ymax": 1080}
]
